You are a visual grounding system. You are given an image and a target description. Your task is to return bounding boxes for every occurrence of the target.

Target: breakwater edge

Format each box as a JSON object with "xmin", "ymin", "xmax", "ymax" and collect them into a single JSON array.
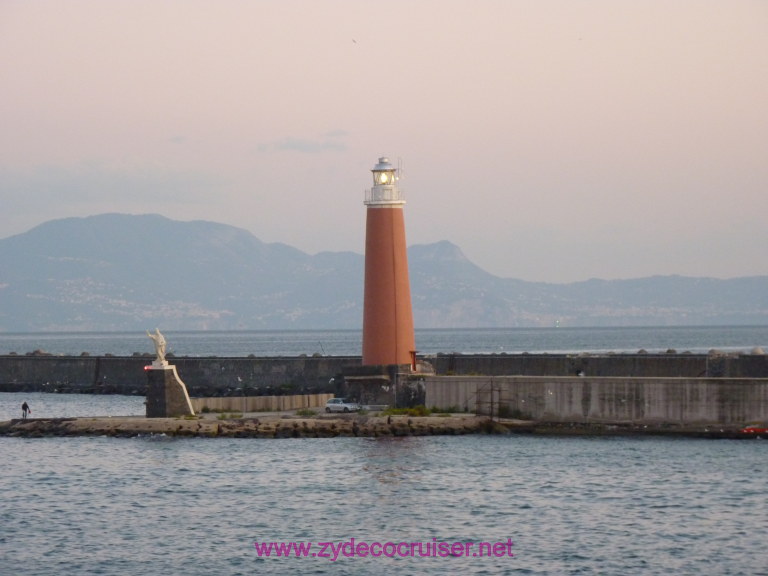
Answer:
[
  {"xmin": 3, "ymin": 412, "xmax": 764, "ymax": 439},
  {"xmin": 2, "ymin": 327, "xmax": 767, "ymax": 438},
  {"xmin": 2, "ymin": 350, "xmax": 767, "ymax": 397}
]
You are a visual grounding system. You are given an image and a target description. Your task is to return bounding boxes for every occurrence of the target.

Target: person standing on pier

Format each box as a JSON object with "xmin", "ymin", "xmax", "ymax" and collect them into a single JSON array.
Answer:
[{"xmin": 22, "ymin": 402, "xmax": 31, "ymax": 419}]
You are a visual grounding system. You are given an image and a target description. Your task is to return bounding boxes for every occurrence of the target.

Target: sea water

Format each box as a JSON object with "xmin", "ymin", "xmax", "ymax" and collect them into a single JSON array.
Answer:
[
  {"xmin": 0, "ymin": 392, "xmax": 145, "ymax": 422},
  {"xmin": 1, "ymin": 432, "xmax": 766, "ymax": 575},
  {"xmin": 1, "ymin": 325, "xmax": 767, "ymax": 357}
]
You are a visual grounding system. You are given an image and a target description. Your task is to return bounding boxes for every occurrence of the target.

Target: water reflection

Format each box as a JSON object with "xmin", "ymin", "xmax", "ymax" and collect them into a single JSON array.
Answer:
[{"xmin": 360, "ymin": 437, "xmax": 423, "ymax": 486}]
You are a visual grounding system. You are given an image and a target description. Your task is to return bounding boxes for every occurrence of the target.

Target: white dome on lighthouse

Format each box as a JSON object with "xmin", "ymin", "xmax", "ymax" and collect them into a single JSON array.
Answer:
[{"xmin": 373, "ymin": 157, "xmax": 393, "ymax": 171}]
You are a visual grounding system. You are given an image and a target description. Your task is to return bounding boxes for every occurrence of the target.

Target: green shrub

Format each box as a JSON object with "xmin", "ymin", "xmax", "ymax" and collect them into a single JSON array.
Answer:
[
  {"xmin": 408, "ymin": 405, "xmax": 430, "ymax": 417},
  {"xmin": 216, "ymin": 412, "xmax": 243, "ymax": 420},
  {"xmin": 381, "ymin": 405, "xmax": 432, "ymax": 417},
  {"xmin": 429, "ymin": 405, "xmax": 461, "ymax": 414},
  {"xmin": 497, "ymin": 405, "xmax": 531, "ymax": 420}
]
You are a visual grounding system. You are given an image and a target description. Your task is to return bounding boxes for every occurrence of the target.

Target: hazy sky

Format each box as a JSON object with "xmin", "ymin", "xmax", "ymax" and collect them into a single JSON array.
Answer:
[{"xmin": 2, "ymin": 0, "xmax": 766, "ymax": 283}]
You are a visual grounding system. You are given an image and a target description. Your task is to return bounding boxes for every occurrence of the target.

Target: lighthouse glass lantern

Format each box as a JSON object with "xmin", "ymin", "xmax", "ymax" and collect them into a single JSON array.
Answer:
[
  {"xmin": 366, "ymin": 157, "xmax": 403, "ymax": 205},
  {"xmin": 373, "ymin": 157, "xmax": 396, "ymax": 186}
]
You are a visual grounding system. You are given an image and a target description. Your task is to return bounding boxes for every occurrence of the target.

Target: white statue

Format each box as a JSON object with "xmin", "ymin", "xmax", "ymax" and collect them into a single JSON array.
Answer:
[{"xmin": 147, "ymin": 328, "xmax": 167, "ymax": 364}]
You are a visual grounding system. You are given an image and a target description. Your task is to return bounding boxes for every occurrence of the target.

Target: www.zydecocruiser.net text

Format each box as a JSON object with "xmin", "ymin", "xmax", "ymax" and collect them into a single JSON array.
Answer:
[{"xmin": 254, "ymin": 538, "xmax": 515, "ymax": 561}]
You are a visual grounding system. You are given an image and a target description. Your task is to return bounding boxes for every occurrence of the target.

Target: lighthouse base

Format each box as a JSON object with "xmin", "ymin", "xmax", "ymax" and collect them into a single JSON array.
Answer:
[{"xmin": 342, "ymin": 365, "xmax": 425, "ymax": 409}]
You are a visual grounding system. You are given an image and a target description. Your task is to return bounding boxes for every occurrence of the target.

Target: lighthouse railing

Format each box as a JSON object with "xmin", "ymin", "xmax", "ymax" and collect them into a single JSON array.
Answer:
[{"xmin": 365, "ymin": 186, "xmax": 405, "ymax": 204}]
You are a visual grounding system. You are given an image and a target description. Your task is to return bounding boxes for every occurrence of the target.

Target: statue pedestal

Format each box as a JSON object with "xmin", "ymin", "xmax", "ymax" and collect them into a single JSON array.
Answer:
[{"xmin": 145, "ymin": 364, "xmax": 195, "ymax": 418}]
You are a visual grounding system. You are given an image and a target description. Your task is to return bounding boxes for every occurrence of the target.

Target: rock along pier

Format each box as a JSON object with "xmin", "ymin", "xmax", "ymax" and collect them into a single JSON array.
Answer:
[{"xmin": 0, "ymin": 413, "xmax": 759, "ymax": 439}]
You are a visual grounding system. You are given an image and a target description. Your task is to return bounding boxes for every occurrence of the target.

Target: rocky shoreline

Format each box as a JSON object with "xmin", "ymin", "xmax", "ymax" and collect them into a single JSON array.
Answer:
[
  {"xmin": 0, "ymin": 414, "xmax": 488, "ymax": 438},
  {"xmin": 0, "ymin": 414, "xmax": 758, "ymax": 439}
]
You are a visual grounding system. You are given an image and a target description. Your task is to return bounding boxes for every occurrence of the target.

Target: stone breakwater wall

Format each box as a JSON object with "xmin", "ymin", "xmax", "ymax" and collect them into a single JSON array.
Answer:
[
  {"xmin": 1, "ymin": 352, "xmax": 766, "ymax": 397},
  {"xmin": 425, "ymin": 376, "xmax": 768, "ymax": 426},
  {"xmin": 432, "ymin": 351, "xmax": 768, "ymax": 378},
  {"xmin": 0, "ymin": 355, "xmax": 360, "ymax": 396}
]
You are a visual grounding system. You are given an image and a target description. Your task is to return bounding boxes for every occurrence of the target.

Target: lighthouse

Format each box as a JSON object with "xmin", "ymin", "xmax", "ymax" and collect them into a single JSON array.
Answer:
[{"xmin": 362, "ymin": 157, "xmax": 416, "ymax": 367}]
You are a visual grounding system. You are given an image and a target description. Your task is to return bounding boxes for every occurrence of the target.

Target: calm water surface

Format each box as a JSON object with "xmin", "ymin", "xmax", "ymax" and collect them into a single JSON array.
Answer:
[
  {"xmin": 2, "ymin": 433, "xmax": 766, "ymax": 575},
  {"xmin": 1, "ymin": 325, "xmax": 767, "ymax": 356},
  {"xmin": 0, "ymin": 392, "xmax": 144, "ymax": 422}
]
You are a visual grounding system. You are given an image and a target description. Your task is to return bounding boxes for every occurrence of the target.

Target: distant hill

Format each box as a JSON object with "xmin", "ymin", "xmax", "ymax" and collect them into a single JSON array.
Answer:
[{"xmin": 1, "ymin": 213, "xmax": 766, "ymax": 331}]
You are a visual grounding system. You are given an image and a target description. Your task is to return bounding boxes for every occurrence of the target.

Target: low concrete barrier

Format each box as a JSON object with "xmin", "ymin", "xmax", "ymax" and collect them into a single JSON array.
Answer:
[
  {"xmin": 425, "ymin": 376, "xmax": 768, "ymax": 426},
  {"xmin": 190, "ymin": 393, "xmax": 333, "ymax": 413}
]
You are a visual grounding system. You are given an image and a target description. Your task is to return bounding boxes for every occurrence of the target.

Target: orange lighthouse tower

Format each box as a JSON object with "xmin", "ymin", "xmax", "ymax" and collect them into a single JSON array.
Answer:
[{"xmin": 362, "ymin": 157, "xmax": 416, "ymax": 367}]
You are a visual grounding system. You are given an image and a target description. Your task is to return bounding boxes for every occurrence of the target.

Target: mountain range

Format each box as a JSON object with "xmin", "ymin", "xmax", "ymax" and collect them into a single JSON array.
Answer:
[{"xmin": 1, "ymin": 213, "xmax": 766, "ymax": 331}]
